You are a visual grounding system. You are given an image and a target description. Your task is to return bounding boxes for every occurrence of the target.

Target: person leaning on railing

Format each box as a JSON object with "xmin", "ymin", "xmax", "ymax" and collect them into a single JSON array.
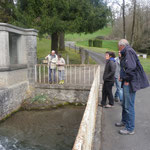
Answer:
[
  {"xmin": 100, "ymin": 51, "xmax": 116, "ymax": 108},
  {"xmin": 56, "ymin": 54, "xmax": 66, "ymax": 84},
  {"xmin": 45, "ymin": 50, "xmax": 58, "ymax": 84}
]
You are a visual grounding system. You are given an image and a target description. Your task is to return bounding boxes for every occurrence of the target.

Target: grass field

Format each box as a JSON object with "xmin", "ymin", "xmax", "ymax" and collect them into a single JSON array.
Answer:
[
  {"xmin": 65, "ymin": 27, "xmax": 112, "ymax": 42},
  {"xmin": 76, "ymin": 40, "xmax": 118, "ymax": 52},
  {"xmin": 37, "ymin": 38, "xmax": 51, "ymax": 59},
  {"xmin": 139, "ymin": 57, "xmax": 150, "ymax": 74}
]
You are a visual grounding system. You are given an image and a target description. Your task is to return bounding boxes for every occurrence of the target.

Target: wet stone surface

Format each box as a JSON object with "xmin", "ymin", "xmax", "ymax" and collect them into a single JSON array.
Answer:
[{"xmin": 0, "ymin": 106, "xmax": 85, "ymax": 150}]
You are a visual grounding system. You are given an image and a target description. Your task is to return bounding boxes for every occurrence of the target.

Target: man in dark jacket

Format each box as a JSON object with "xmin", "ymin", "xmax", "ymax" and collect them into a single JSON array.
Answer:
[
  {"xmin": 101, "ymin": 51, "xmax": 116, "ymax": 108},
  {"xmin": 115, "ymin": 39, "xmax": 149, "ymax": 135}
]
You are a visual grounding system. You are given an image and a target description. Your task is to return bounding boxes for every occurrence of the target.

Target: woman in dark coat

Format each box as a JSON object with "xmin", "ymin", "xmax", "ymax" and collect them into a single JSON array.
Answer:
[{"xmin": 101, "ymin": 51, "xmax": 116, "ymax": 108}]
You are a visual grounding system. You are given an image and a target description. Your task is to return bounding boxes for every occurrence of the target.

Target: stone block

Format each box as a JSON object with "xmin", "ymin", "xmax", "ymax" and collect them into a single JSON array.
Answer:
[
  {"xmin": 0, "ymin": 69, "xmax": 28, "ymax": 87},
  {"xmin": 35, "ymin": 85, "xmax": 90, "ymax": 104},
  {"xmin": 0, "ymin": 81, "xmax": 29, "ymax": 120}
]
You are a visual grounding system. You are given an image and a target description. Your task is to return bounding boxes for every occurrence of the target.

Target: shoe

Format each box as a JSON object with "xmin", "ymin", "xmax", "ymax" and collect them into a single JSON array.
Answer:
[
  {"xmin": 59, "ymin": 80, "xmax": 62, "ymax": 84},
  {"xmin": 114, "ymin": 97, "xmax": 119, "ymax": 102},
  {"xmin": 49, "ymin": 81, "xmax": 52, "ymax": 84},
  {"xmin": 119, "ymin": 129, "xmax": 135, "ymax": 135},
  {"xmin": 115, "ymin": 122, "xmax": 125, "ymax": 127},
  {"xmin": 98, "ymin": 104, "xmax": 106, "ymax": 107},
  {"xmin": 105, "ymin": 104, "xmax": 114, "ymax": 108},
  {"xmin": 61, "ymin": 80, "xmax": 64, "ymax": 84}
]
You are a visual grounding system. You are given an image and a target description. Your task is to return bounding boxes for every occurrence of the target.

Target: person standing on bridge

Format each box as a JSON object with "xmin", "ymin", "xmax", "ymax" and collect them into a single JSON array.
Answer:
[
  {"xmin": 45, "ymin": 50, "xmax": 58, "ymax": 84},
  {"xmin": 115, "ymin": 39, "xmax": 149, "ymax": 135},
  {"xmin": 101, "ymin": 51, "xmax": 116, "ymax": 108},
  {"xmin": 114, "ymin": 51, "xmax": 123, "ymax": 103},
  {"xmin": 56, "ymin": 54, "xmax": 66, "ymax": 84}
]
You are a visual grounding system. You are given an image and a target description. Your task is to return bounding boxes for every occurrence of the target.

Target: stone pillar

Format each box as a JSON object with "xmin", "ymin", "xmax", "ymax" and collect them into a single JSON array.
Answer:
[
  {"xmin": 0, "ymin": 31, "xmax": 10, "ymax": 69},
  {"xmin": 26, "ymin": 35, "xmax": 37, "ymax": 86}
]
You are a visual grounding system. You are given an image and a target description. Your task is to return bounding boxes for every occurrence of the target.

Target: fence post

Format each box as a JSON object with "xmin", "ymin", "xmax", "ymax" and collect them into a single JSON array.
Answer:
[
  {"xmin": 66, "ymin": 54, "xmax": 69, "ymax": 64},
  {"xmin": 44, "ymin": 65, "xmax": 45, "ymax": 83},
  {"xmin": 48, "ymin": 65, "xmax": 49, "ymax": 83},
  {"xmin": 35, "ymin": 65, "xmax": 37, "ymax": 83}
]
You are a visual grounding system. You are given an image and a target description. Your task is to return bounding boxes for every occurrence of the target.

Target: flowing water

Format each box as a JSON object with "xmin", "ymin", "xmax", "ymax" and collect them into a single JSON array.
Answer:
[{"xmin": 0, "ymin": 106, "xmax": 85, "ymax": 150}]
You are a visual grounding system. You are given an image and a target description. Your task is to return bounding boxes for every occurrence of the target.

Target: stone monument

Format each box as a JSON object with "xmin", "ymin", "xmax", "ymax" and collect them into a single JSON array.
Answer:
[{"xmin": 0, "ymin": 23, "xmax": 38, "ymax": 120}]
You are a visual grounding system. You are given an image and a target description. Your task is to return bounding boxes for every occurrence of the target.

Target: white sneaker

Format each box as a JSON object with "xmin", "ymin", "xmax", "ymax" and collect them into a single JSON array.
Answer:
[
  {"xmin": 119, "ymin": 129, "xmax": 135, "ymax": 135},
  {"xmin": 105, "ymin": 104, "xmax": 114, "ymax": 108},
  {"xmin": 115, "ymin": 122, "xmax": 125, "ymax": 127}
]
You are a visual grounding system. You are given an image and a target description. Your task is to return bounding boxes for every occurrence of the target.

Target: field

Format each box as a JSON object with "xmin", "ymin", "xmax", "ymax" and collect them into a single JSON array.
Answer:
[{"xmin": 65, "ymin": 27, "xmax": 112, "ymax": 42}]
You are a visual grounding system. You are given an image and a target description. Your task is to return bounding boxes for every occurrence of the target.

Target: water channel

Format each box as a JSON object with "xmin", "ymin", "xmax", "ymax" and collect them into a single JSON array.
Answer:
[{"xmin": 0, "ymin": 106, "xmax": 85, "ymax": 150}]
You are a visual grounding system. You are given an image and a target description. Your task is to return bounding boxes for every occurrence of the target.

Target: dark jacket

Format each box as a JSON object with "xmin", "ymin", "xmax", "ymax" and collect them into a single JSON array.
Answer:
[
  {"xmin": 103, "ymin": 58, "xmax": 116, "ymax": 82},
  {"xmin": 120, "ymin": 45, "xmax": 149, "ymax": 92}
]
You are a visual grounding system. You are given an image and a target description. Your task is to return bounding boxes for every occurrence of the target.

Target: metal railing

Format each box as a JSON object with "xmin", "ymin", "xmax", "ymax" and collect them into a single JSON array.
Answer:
[
  {"xmin": 72, "ymin": 65, "xmax": 100, "ymax": 150},
  {"xmin": 35, "ymin": 64, "xmax": 98, "ymax": 86}
]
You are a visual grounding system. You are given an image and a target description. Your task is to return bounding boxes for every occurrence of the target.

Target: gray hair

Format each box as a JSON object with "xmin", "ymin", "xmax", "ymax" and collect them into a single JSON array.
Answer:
[
  {"xmin": 118, "ymin": 39, "xmax": 129, "ymax": 46},
  {"xmin": 51, "ymin": 50, "xmax": 55, "ymax": 53}
]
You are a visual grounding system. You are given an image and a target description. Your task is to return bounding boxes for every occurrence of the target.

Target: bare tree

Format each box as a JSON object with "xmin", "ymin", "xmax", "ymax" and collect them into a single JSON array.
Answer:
[
  {"xmin": 122, "ymin": 0, "xmax": 126, "ymax": 38},
  {"xmin": 130, "ymin": 0, "xmax": 136, "ymax": 45}
]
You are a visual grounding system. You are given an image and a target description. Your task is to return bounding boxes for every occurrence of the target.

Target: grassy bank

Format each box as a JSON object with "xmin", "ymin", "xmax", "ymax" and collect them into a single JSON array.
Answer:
[
  {"xmin": 65, "ymin": 27, "xmax": 112, "ymax": 42},
  {"xmin": 76, "ymin": 40, "xmax": 118, "ymax": 52},
  {"xmin": 139, "ymin": 57, "xmax": 150, "ymax": 73}
]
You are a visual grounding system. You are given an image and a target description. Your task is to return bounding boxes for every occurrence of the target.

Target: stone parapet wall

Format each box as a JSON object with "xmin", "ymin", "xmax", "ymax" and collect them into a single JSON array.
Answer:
[
  {"xmin": 0, "ymin": 69, "xmax": 28, "ymax": 87},
  {"xmin": 0, "ymin": 23, "xmax": 38, "ymax": 36},
  {"xmin": 0, "ymin": 81, "xmax": 29, "ymax": 120},
  {"xmin": 73, "ymin": 66, "xmax": 100, "ymax": 150},
  {"xmin": 35, "ymin": 84, "xmax": 91, "ymax": 104}
]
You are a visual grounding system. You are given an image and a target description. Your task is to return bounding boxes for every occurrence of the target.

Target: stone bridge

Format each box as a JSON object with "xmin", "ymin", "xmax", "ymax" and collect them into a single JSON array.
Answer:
[{"xmin": 0, "ymin": 23, "xmax": 102, "ymax": 150}]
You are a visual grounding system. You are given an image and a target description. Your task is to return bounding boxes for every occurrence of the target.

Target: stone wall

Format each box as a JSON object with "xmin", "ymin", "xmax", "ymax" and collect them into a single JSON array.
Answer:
[
  {"xmin": 35, "ymin": 84, "xmax": 91, "ymax": 104},
  {"xmin": 0, "ymin": 69, "xmax": 28, "ymax": 87},
  {"xmin": 0, "ymin": 81, "xmax": 29, "ymax": 120}
]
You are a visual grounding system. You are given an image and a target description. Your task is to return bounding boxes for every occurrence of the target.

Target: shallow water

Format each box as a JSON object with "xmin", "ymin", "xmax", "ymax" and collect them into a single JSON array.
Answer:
[{"xmin": 0, "ymin": 106, "xmax": 85, "ymax": 150}]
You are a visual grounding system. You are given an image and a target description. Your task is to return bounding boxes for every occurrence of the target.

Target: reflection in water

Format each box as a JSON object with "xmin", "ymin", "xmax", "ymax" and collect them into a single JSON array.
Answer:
[{"xmin": 0, "ymin": 106, "xmax": 85, "ymax": 150}]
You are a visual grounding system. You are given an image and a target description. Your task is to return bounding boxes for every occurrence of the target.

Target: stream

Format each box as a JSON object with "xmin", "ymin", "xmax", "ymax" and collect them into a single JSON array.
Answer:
[{"xmin": 0, "ymin": 106, "xmax": 85, "ymax": 150}]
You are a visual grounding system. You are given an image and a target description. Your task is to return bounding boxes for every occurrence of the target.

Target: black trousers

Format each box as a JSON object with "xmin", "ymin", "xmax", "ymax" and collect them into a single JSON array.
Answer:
[{"xmin": 101, "ymin": 81, "xmax": 114, "ymax": 106}]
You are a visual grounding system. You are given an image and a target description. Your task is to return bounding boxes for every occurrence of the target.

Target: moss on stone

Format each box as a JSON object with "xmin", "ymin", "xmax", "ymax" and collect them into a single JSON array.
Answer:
[{"xmin": 0, "ymin": 107, "xmax": 21, "ymax": 123}]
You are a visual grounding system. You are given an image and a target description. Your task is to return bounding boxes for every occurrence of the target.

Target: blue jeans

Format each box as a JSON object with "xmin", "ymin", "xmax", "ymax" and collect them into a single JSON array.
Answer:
[
  {"xmin": 114, "ymin": 78, "xmax": 123, "ymax": 102},
  {"xmin": 121, "ymin": 84, "xmax": 136, "ymax": 131},
  {"xmin": 49, "ymin": 68, "xmax": 56, "ymax": 82},
  {"xmin": 58, "ymin": 70, "xmax": 65, "ymax": 81}
]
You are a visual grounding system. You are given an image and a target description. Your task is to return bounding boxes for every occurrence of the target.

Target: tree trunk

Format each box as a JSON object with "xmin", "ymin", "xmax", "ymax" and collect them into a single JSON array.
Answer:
[
  {"xmin": 59, "ymin": 32, "xmax": 65, "ymax": 51},
  {"xmin": 51, "ymin": 33, "xmax": 58, "ymax": 53},
  {"xmin": 122, "ymin": 0, "xmax": 126, "ymax": 38},
  {"xmin": 130, "ymin": 0, "xmax": 136, "ymax": 46}
]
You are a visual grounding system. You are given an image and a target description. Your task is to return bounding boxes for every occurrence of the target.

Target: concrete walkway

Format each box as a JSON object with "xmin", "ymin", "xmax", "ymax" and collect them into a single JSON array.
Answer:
[
  {"xmin": 65, "ymin": 42, "xmax": 150, "ymax": 150},
  {"xmin": 101, "ymin": 86, "xmax": 150, "ymax": 150},
  {"xmin": 90, "ymin": 49, "xmax": 150, "ymax": 150}
]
